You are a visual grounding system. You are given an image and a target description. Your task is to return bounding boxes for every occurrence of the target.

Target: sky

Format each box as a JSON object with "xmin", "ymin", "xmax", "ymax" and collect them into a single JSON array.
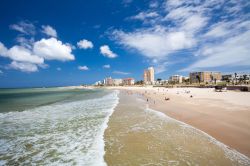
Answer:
[{"xmin": 0, "ymin": 0, "xmax": 250, "ymax": 88}]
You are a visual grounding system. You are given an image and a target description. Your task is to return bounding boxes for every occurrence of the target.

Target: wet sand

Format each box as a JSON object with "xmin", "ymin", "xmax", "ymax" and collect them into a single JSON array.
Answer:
[
  {"xmin": 106, "ymin": 87, "xmax": 250, "ymax": 158},
  {"xmin": 104, "ymin": 91, "xmax": 250, "ymax": 165}
]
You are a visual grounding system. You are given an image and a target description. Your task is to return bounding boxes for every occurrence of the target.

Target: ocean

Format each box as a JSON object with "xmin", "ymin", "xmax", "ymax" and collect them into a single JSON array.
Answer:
[{"xmin": 0, "ymin": 87, "xmax": 119, "ymax": 165}]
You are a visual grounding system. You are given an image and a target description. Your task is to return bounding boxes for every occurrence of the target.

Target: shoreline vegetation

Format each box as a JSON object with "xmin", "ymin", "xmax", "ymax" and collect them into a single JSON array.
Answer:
[{"xmin": 101, "ymin": 85, "xmax": 250, "ymax": 159}]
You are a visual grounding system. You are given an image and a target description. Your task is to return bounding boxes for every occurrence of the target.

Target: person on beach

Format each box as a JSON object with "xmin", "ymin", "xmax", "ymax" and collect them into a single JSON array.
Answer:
[{"xmin": 147, "ymin": 98, "xmax": 148, "ymax": 102}]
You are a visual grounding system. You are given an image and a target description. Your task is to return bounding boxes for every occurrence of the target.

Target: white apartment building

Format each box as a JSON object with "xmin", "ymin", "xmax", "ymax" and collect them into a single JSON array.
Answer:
[{"xmin": 143, "ymin": 67, "xmax": 155, "ymax": 84}]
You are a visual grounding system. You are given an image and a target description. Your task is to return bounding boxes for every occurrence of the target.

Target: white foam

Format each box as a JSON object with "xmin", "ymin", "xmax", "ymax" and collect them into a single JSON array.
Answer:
[
  {"xmin": 0, "ymin": 90, "xmax": 119, "ymax": 166},
  {"xmin": 86, "ymin": 90, "xmax": 119, "ymax": 166}
]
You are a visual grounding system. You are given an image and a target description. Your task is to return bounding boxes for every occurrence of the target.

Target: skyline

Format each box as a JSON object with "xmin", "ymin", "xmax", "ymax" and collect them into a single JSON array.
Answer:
[{"xmin": 0, "ymin": 0, "xmax": 250, "ymax": 88}]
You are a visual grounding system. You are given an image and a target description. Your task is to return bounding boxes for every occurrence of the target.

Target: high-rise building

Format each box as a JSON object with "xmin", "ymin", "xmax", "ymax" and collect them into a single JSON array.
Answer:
[
  {"xmin": 113, "ymin": 79, "xmax": 123, "ymax": 86},
  {"xmin": 169, "ymin": 75, "xmax": 183, "ymax": 84},
  {"xmin": 144, "ymin": 67, "xmax": 155, "ymax": 84},
  {"xmin": 105, "ymin": 77, "xmax": 113, "ymax": 86},
  {"xmin": 189, "ymin": 72, "xmax": 221, "ymax": 84},
  {"xmin": 123, "ymin": 78, "xmax": 135, "ymax": 85}
]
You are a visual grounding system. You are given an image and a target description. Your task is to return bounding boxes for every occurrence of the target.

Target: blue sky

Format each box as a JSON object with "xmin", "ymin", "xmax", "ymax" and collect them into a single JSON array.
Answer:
[{"xmin": 0, "ymin": 0, "xmax": 249, "ymax": 87}]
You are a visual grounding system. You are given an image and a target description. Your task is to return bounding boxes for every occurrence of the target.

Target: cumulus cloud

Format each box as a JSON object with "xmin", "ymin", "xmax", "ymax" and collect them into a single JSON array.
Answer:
[
  {"xmin": 7, "ymin": 46, "xmax": 44, "ymax": 64},
  {"xmin": 103, "ymin": 64, "xmax": 111, "ymax": 69},
  {"xmin": 0, "ymin": 42, "xmax": 43, "ymax": 72},
  {"xmin": 33, "ymin": 38, "xmax": 75, "ymax": 61},
  {"xmin": 77, "ymin": 39, "xmax": 93, "ymax": 49},
  {"xmin": 78, "ymin": 65, "xmax": 89, "ymax": 71},
  {"xmin": 42, "ymin": 25, "xmax": 57, "ymax": 38},
  {"xmin": 2, "ymin": 20, "xmax": 76, "ymax": 73},
  {"xmin": 0, "ymin": 42, "xmax": 44, "ymax": 65},
  {"xmin": 113, "ymin": 70, "xmax": 130, "ymax": 75},
  {"xmin": 100, "ymin": 45, "xmax": 117, "ymax": 58},
  {"xmin": 8, "ymin": 61, "xmax": 38, "ymax": 72},
  {"xmin": 9, "ymin": 21, "xmax": 36, "ymax": 35},
  {"xmin": 1, "ymin": 37, "xmax": 75, "ymax": 72}
]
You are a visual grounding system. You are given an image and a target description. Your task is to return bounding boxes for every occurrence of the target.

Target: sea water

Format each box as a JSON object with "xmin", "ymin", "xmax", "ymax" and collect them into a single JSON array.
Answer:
[{"xmin": 0, "ymin": 87, "xmax": 119, "ymax": 165}]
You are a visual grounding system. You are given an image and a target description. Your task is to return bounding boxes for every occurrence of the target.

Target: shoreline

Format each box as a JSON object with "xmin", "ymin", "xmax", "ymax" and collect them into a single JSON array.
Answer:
[
  {"xmin": 145, "ymin": 107, "xmax": 250, "ymax": 163},
  {"xmin": 106, "ymin": 86, "xmax": 250, "ymax": 158},
  {"xmin": 104, "ymin": 90, "xmax": 250, "ymax": 165}
]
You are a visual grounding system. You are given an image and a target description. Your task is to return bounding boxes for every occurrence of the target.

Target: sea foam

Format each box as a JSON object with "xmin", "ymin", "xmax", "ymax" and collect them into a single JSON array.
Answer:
[{"xmin": 0, "ymin": 90, "xmax": 119, "ymax": 166}]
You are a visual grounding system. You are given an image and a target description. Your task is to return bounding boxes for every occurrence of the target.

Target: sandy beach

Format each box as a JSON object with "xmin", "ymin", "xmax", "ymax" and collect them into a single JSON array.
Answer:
[{"xmin": 106, "ymin": 86, "xmax": 250, "ymax": 158}]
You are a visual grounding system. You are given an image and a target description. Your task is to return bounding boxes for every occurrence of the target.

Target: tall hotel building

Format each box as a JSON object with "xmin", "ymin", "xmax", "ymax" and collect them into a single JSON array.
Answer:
[
  {"xmin": 189, "ymin": 71, "xmax": 221, "ymax": 84},
  {"xmin": 144, "ymin": 67, "xmax": 155, "ymax": 84}
]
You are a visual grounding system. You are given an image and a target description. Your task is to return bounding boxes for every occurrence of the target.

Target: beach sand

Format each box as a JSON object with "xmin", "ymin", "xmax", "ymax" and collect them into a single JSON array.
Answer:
[
  {"xmin": 106, "ymin": 87, "xmax": 250, "ymax": 158},
  {"xmin": 104, "ymin": 90, "xmax": 250, "ymax": 165}
]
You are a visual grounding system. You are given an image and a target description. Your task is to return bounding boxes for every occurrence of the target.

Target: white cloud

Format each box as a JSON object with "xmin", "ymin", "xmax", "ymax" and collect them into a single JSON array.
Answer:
[
  {"xmin": 182, "ymin": 30, "xmax": 250, "ymax": 71},
  {"xmin": 0, "ymin": 42, "xmax": 44, "ymax": 72},
  {"xmin": 1, "ymin": 37, "xmax": 75, "ymax": 72},
  {"xmin": 166, "ymin": 0, "xmax": 185, "ymax": 8},
  {"xmin": 165, "ymin": 6, "xmax": 194, "ymax": 20},
  {"xmin": 0, "ymin": 42, "xmax": 8, "ymax": 56},
  {"xmin": 15, "ymin": 37, "xmax": 35, "ymax": 49},
  {"xmin": 66, "ymin": 43, "xmax": 76, "ymax": 50},
  {"xmin": 204, "ymin": 22, "xmax": 231, "ymax": 38},
  {"xmin": 42, "ymin": 25, "xmax": 57, "ymax": 38},
  {"xmin": 113, "ymin": 71, "xmax": 130, "ymax": 75},
  {"xmin": 100, "ymin": 45, "xmax": 117, "ymax": 58},
  {"xmin": 78, "ymin": 65, "xmax": 89, "ymax": 71},
  {"xmin": 113, "ymin": 27, "xmax": 195, "ymax": 59},
  {"xmin": 8, "ymin": 61, "xmax": 38, "ymax": 72},
  {"xmin": 9, "ymin": 21, "xmax": 36, "ymax": 35},
  {"xmin": 114, "ymin": 0, "xmax": 250, "ymax": 73},
  {"xmin": 33, "ymin": 38, "xmax": 75, "ymax": 61},
  {"xmin": 77, "ymin": 39, "xmax": 93, "ymax": 49},
  {"xmin": 112, "ymin": 1, "xmax": 208, "ymax": 73},
  {"xmin": 181, "ymin": 14, "xmax": 208, "ymax": 33},
  {"xmin": 149, "ymin": 1, "xmax": 158, "ymax": 8},
  {"xmin": 103, "ymin": 64, "xmax": 111, "ymax": 69},
  {"xmin": 7, "ymin": 46, "xmax": 44, "ymax": 64},
  {"xmin": 130, "ymin": 11, "xmax": 159, "ymax": 21},
  {"xmin": 0, "ymin": 43, "xmax": 44, "ymax": 64},
  {"xmin": 203, "ymin": 20, "xmax": 250, "ymax": 39}
]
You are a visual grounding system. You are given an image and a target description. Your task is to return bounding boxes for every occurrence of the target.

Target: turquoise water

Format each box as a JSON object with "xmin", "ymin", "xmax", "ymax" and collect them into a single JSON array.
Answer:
[
  {"xmin": 0, "ymin": 87, "xmax": 119, "ymax": 165},
  {"xmin": 0, "ymin": 87, "xmax": 109, "ymax": 113}
]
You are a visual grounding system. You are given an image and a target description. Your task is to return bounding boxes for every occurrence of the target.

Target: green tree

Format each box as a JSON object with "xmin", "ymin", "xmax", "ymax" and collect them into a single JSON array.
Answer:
[
  {"xmin": 234, "ymin": 73, "xmax": 237, "ymax": 85},
  {"xmin": 196, "ymin": 75, "xmax": 201, "ymax": 84},
  {"xmin": 243, "ymin": 74, "xmax": 247, "ymax": 84},
  {"xmin": 210, "ymin": 74, "xmax": 214, "ymax": 84}
]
